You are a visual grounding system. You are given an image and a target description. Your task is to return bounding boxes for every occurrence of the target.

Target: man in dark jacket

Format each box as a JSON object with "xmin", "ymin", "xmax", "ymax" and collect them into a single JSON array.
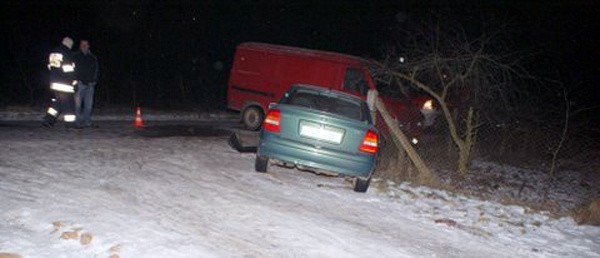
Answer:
[
  {"xmin": 43, "ymin": 37, "xmax": 77, "ymax": 127},
  {"xmin": 73, "ymin": 39, "xmax": 99, "ymax": 128}
]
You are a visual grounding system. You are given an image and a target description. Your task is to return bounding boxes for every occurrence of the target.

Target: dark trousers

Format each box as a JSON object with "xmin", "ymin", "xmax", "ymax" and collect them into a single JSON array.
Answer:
[{"xmin": 43, "ymin": 91, "xmax": 76, "ymax": 125}]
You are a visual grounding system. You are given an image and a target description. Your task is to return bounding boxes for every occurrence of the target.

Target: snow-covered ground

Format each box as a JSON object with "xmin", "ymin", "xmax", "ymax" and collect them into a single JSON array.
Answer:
[{"xmin": 1, "ymin": 117, "xmax": 599, "ymax": 257}]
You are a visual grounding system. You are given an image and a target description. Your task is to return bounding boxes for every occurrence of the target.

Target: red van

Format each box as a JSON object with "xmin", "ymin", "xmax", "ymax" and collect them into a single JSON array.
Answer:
[{"xmin": 226, "ymin": 42, "xmax": 437, "ymax": 138}]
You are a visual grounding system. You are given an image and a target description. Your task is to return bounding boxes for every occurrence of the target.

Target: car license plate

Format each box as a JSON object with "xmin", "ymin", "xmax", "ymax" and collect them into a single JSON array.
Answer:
[{"xmin": 299, "ymin": 120, "xmax": 344, "ymax": 144}]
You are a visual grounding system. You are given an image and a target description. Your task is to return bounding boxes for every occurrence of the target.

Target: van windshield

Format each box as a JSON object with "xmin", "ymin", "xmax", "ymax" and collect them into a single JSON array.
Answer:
[{"xmin": 281, "ymin": 88, "xmax": 366, "ymax": 121}]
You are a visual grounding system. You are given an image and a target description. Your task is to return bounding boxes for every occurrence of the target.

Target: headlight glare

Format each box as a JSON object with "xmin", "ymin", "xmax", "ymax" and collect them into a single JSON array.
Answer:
[{"xmin": 422, "ymin": 100, "xmax": 434, "ymax": 110}]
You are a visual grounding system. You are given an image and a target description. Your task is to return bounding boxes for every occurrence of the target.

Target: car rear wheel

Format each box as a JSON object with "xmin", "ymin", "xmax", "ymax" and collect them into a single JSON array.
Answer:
[
  {"xmin": 242, "ymin": 106, "xmax": 264, "ymax": 131},
  {"xmin": 255, "ymin": 155, "xmax": 269, "ymax": 173},
  {"xmin": 353, "ymin": 177, "xmax": 371, "ymax": 192}
]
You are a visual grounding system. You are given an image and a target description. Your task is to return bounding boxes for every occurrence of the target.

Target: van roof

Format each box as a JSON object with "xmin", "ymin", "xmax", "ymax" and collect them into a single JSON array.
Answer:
[{"xmin": 238, "ymin": 42, "xmax": 366, "ymax": 65}]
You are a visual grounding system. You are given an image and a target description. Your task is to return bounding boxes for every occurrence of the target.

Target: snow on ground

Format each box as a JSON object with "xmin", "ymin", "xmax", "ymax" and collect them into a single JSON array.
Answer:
[{"xmin": 0, "ymin": 117, "xmax": 599, "ymax": 257}]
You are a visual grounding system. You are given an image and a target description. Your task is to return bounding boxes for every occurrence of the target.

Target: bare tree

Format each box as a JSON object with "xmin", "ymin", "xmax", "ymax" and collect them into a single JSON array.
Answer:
[
  {"xmin": 541, "ymin": 80, "xmax": 600, "ymax": 204},
  {"xmin": 371, "ymin": 13, "xmax": 530, "ymax": 176},
  {"xmin": 543, "ymin": 85, "xmax": 569, "ymax": 202}
]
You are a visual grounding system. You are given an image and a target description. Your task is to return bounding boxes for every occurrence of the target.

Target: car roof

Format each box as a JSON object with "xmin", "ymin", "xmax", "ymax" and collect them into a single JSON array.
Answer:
[{"xmin": 289, "ymin": 84, "xmax": 366, "ymax": 102}]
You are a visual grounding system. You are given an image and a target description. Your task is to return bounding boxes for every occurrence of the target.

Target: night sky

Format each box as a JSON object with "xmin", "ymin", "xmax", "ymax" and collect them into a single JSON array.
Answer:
[{"xmin": 1, "ymin": 1, "xmax": 598, "ymax": 114}]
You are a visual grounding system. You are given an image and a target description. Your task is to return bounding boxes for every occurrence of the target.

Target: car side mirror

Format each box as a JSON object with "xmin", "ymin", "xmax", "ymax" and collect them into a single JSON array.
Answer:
[{"xmin": 268, "ymin": 102, "xmax": 277, "ymax": 109}]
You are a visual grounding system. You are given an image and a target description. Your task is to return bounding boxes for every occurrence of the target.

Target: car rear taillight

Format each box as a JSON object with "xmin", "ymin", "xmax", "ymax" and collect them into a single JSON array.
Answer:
[
  {"xmin": 263, "ymin": 109, "xmax": 281, "ymax": 133},
  {"xmin": 359, "ymin": 129, "xmax": 378, "ymax": 154}
]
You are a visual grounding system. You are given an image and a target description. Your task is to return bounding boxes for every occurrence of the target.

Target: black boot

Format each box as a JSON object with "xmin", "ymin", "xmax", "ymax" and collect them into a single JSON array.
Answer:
[{"xmin": 42, "ymin": 115, "xmax": 55, "ymax": 128}]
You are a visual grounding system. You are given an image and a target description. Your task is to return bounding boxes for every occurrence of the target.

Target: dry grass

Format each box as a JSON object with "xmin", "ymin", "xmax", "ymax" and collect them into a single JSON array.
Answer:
[
  {"xmin": 375, "ymin": 140, "xmax": 442, "ymax": 188},
  {"xmin": 60, "ymin": 231, "xmax": 79, "ymax": 240},
  {"xmin": 376, "ymin": 124, "xmax": 600, "ymax": 221},
  {"xmin": 572, "ymin": 198, "xmax": 600, "ymax": 226},
  {"xmin": 80, "ymin": 232, "xmax": 93, "ymax": 245}
]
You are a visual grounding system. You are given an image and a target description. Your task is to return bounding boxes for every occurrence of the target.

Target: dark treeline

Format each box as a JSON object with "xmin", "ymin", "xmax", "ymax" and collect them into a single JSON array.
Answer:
[
  {"xmin": 1, "ymin": 1, "xmax": 597, "ymax": 114},
  {"xmin": 1, "ymin": 1, "xmax": 393, "ymax": 109}
]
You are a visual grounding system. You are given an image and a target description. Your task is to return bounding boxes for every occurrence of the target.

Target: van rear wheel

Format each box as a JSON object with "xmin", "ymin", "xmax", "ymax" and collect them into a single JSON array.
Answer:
[{"xmin": 242, "ymin": 106, "xmax": 264, "ymax": 131}]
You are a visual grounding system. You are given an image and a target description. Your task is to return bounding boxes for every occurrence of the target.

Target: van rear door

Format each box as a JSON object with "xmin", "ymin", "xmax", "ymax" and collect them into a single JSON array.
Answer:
[{"xmin": 227, "ymin": 48, "xmax": 275, "ymax": 111}]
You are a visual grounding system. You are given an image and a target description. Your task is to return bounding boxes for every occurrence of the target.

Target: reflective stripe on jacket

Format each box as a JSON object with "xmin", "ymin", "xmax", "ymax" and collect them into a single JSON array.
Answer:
[{"xmin": 48, "ymin": 45, "xmax": 76, "ymax": 91}]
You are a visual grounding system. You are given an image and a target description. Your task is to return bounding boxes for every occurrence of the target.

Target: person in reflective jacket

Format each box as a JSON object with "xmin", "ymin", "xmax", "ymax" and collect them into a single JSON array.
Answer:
[{"xmin": 43, "ymin": 37, "xmax": 77, "ymax": 127}]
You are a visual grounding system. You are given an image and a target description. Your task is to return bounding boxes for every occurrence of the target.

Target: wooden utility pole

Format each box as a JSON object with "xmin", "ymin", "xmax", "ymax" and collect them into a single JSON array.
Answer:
[{"xmin": 367, "ymin": 90, "xmax": 436, "ymax": 184}]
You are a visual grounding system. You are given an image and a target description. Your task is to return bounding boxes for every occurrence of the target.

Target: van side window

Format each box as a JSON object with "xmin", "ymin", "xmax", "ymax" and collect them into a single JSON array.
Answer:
[{"xmin": 343, "ymin": 68, "xmax": 368, "ymax": 96}]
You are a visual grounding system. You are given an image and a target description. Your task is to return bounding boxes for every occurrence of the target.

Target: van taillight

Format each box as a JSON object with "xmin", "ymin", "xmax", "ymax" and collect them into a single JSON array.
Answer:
[
  {"xmin": 263, "ymin": 109, "xmax": 281, "ymax": 133},
  {"xmin": 359, "ymin": 130, "xmax": 378, "ymax": 154}
]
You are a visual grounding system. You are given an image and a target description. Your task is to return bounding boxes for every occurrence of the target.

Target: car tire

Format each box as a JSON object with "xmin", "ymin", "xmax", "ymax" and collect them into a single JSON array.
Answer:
[
  {"xmin": 255, "ymin": 155, "xmax": 269, "ymax": 173},
  {"xmin": 353, "ymin": 176, "xmax": 371, "ymax": 192},
  {"xmin": 242, "ymin": 106, "xmax": 264, "ymax": 131}
]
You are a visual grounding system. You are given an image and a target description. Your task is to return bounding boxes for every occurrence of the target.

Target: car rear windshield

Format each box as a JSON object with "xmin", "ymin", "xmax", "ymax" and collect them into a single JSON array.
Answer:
[{"xmin": 282, "ymin": 88, "xmax": 366, "ymax": 121}]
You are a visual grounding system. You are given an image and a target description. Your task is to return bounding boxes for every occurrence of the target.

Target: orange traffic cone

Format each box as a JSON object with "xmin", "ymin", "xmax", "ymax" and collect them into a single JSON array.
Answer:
[{"xmin": 134, "ymin": 107, "xmax": 144, "ymax": 128}]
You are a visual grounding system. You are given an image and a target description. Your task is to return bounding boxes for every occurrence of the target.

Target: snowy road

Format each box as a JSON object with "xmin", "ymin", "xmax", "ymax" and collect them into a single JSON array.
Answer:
[{"xmin": 1, "ymin": 121, "xmax": 598, "ymax": 257}]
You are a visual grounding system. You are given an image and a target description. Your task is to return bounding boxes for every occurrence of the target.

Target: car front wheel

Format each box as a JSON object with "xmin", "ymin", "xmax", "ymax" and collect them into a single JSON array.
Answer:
[
  {"xmin": 255, "ymin": 155, "xmax": 269, "ymax": 173},
  {"xmin": 353, "ymin": 176, "xmax": 371, "ymax": 192}
]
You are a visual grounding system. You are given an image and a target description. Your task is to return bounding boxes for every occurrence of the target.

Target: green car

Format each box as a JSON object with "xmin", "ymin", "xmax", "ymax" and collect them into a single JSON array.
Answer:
[{"xmin": 255, "ymin": 84, "xmax": 379, "ymax": 192}]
